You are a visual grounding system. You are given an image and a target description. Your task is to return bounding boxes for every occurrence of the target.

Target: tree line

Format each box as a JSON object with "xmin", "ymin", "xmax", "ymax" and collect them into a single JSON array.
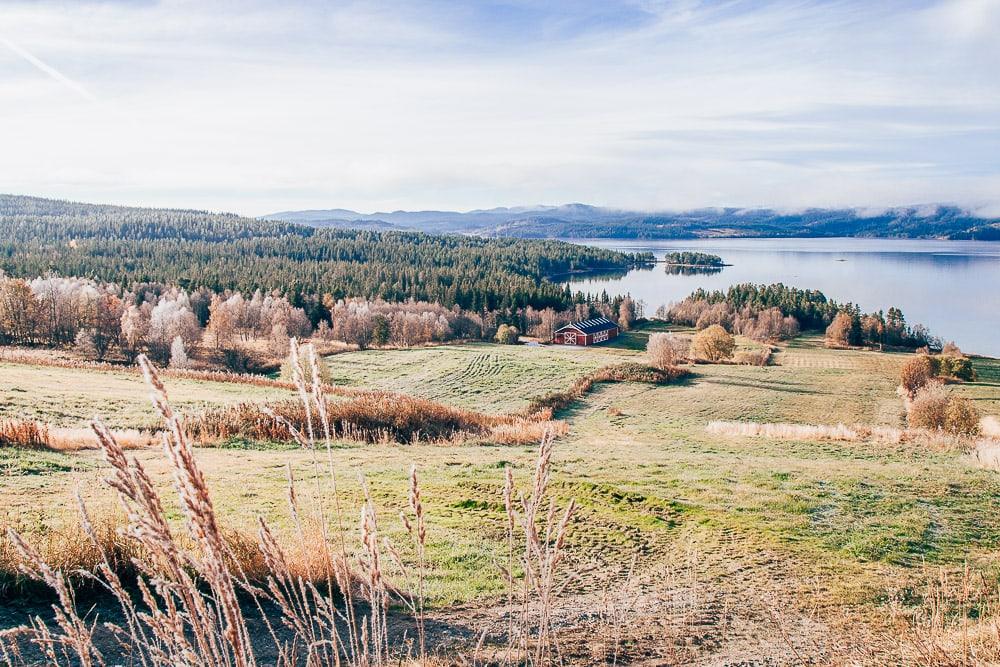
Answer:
[
  {"xmin": 0, "ymin": 272, "xmax": 643, "ymax": 369},
  {"xmin": 658, "ymin": 283, "xmax": 934, "ymax": 349},
  {"xmin": 0, "ymin": 195, "xmax": 651, "ymax": 315}
]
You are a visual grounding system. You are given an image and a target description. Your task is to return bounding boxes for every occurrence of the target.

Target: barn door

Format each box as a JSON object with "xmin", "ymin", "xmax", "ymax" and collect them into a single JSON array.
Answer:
[{"xmin": 564, "ymin": 332, "xmax": 577, "ymax": 345}]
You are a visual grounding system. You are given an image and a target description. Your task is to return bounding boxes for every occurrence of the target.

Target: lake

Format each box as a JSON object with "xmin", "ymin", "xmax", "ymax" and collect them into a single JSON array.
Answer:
[{"xmin": 563, "ymin": 238, "xmax": 1000, "ymax": 357}]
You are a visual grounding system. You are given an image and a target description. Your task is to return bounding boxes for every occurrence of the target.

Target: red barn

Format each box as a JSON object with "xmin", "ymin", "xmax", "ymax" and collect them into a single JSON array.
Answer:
[{"xmin": 553, "ymin": 317, "xmax": 619, "ymax": 346}]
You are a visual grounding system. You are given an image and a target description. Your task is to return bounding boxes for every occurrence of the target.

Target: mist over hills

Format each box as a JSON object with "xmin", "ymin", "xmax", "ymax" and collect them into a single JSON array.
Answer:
[
  {"xmin": 265, "ymin": 203, "xmax": 1000, "ymax": 240},
  {"xmin": 0, "ymin": 194, "xmax": 997, "ymax": 240}
]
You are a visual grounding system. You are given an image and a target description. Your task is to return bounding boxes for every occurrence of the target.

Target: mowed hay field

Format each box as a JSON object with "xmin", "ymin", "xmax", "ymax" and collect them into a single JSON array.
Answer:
[
  {"xmin": 324, "ymin": 342, "xmax": 636, "ymax": 412},
  {"xmin": 4, "ymin": 329, "xmax": 1000, "ymax": 662}
]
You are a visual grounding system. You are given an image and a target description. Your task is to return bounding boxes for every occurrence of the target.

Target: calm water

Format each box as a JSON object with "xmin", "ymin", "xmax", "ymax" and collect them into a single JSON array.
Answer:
[{"xmin": 564, "ymin": 238, "xmax": 1000, "ymax": 357}]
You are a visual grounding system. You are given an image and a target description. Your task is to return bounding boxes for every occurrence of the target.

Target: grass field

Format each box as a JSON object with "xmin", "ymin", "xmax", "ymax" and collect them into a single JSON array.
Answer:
[
  {"xmin": 0, "ymin": 362, "xmax": 296, "ymax": 429},
  {"xmin": 323, "ymin": 342, "xmax": 636, "ymax": 412},
  {"xmin": 3, "ymin": 329, "xmax": 1000, "ymax": 662}
]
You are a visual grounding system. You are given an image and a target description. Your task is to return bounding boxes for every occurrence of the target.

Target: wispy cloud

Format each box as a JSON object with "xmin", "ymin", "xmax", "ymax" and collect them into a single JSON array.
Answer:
[
  {"xmin": 0, "ymin": 0, "xmax": 997, "ymax": 214},
  {"xmin": 1, "ymin": 36, "xmax": 97, "ymax": 102}
]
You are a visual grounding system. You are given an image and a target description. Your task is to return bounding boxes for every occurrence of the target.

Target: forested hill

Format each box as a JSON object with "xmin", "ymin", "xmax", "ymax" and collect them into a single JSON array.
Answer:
[
  {"xmin": 0, "ymin": 194, "xmax": 648, "ymax": 311},
  {"xmin": 267, "ymin": 203, "xmax": 1000, "ymax": 240}
]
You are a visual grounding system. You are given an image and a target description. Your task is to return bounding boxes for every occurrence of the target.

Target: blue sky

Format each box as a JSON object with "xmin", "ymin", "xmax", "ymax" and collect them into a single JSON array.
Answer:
[{"xmin": 1, "ymin": 0, "xmax": 998, "ymax": 215}]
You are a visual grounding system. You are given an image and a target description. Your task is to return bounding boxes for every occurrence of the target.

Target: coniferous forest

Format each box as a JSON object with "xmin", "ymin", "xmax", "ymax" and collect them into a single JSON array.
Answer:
[{"xmin": 0, "ymin": 195, "xmax": 650, "ymax": 314}]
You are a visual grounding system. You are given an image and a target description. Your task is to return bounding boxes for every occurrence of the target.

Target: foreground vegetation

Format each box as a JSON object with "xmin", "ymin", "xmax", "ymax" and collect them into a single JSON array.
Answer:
[{"xmin": 2, "ymin": 326, "xmax": 1000, "ymax": 663}]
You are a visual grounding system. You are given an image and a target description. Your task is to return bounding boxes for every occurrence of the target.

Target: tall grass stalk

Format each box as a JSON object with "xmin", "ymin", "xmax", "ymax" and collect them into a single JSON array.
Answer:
[{"xmin": 2, "ymin": 339, "xmax": 581, "ymax": 665}]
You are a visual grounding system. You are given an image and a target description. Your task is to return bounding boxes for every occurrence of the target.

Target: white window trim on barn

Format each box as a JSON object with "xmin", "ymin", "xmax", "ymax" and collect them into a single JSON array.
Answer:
[{"xmin": 591, "ymin": 329, "xmax": 610, "ymax": 343}]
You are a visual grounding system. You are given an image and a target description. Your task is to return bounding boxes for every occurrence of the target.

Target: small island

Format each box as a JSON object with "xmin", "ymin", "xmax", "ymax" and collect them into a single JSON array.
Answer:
[
  {"xmin": 661, "ymin": 251, "xmax": 727, "ymax": 275},
  {"xmin": 662, "ymin": 251, "xmax": 726, "ymax": 267}
]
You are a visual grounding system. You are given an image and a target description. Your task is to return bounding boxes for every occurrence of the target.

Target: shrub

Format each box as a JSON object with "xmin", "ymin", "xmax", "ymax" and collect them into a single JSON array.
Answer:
[
  {"xmin": 646, "ymin": 332, "xmax": 683, "ymax": 369},
  {"xmin": 907, "ymin": 384, "xmax": 950, "ymax": 431},
  {"xmin": 900, "ymin": 354, "xmax": 934, "ymax": 397},
  {"xmin": 221, "ymin": 346, "xmax": 261, "ymax": 373},
  {"xmin": 945, "ymin": 396, "xmax": 981, "ymax": 435},
  {"xmin": 495, "ymin": 324, "xmax": 520, "ymax": 345},
  {"xmin": 903, "ymin": 350, "xmax": 976, "ymax": 393},
  {"xmin": 734, "ymin": 348, "xmax": 771, "ymax": 366},
  {"xmin": 907, "ymin": 385, "xmax": 980, "ymax": 434},
  {"xmin": 941, "ymin": 341, "xmax": 963, "ymax": 357},
  {"xmin": 690, "ymin": 325, "xmax": 735, "ymax": 362},
  {"xmin": 935, "ymin": 355, "xmax": 977, "ymax": 381}
]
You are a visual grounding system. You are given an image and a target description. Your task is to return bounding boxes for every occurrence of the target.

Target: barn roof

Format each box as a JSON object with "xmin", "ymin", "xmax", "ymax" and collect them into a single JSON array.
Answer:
[{"xmin": 555, "ymin": 317, "xmax": 618, "ymax": 335}]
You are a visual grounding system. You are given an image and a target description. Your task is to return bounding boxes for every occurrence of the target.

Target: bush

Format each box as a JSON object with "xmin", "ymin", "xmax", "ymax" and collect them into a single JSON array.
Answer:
[
  {"xmin": 900, "ymin": 354, "xmax": 934, "ymax": 397},
  {"xmin": 941, "ymin": 341, "xmax": 963, "ymax": 357},
  {"xmin": 908, "ymin": 384, "xmax": 949, "ymax": 431},
  {"xmin": 935, "ymin": 355, "xmax": 977, "ymax": 381},
  {"xmin": 691, "ymin": 325, "xmax": 735, "ymax": 362},
  {"xmin": 945, "ymin": 396, "xmax": 981, "ymax": 435},
  {"xmin": 495, "ymin": 324, "xmax": 520, "ymax": 345},
  {"xmin": 646, "ymin": 332, "xmax": 683, "ymax": 369},
  {"xmin": 734, "ymin": 348, "xmax": 771, "ymax": 366},
  {"xmin": 903, "ymin": 350, "xmax": 976, "ymax": 392},
  {"xmin": 907, "ymin": 384, "xmax": 980, "ymax": 435}
]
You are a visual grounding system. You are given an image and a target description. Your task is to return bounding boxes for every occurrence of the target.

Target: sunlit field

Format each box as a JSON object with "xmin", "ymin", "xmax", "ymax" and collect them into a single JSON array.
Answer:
[{"xmin": 4, "ymin": 327, "xmax": 1000, "ymax": 662}]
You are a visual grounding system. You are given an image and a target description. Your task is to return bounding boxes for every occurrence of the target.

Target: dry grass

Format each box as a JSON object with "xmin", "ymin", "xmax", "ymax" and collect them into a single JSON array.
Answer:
[
  {"xmin": 0, "ymin": 419, "xmax": 158, "ymax": 451},
  {"xmin": 1, "ymin": 340, "xmax": 585, "ymax": 665},
  {"xmin": 891, "ymin": 566, "xmax": 1000, "ymax": 666},
  {"xmin": 981, "ymin": 416, "xmax": 1000, "ymax": 438},
  {"xmin": 0, "ymin": 420, "xmax": 50, "ymax": 450},
  {"xmin": 0, "ymin": 511, "xmax": 138, "ymax": 596},
  {"xmin": 0, "ymin": 509, "xmax": 354, "ymax": 599},
  {"xmin": 706, "ymin": 419, "xmax": 981, "ymax": 452},
  {"xmin": 185, "ymin": 393, "xmax": 565, "ymax": 446}
]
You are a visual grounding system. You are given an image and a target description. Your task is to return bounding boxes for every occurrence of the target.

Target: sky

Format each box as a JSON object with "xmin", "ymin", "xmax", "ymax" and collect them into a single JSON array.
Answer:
[{"xmin": 1, "ymin": 0, "xmax": 999, "ymax": 216}]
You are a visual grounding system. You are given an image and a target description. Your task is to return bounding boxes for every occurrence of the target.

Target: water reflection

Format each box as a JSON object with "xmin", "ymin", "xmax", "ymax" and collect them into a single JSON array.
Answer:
[
  {"xmin": 664, "ymin": 265, "xmax": 724, "ymax": 276},
  {"xmin": 564, "ymin": 238, "xmax": 1000, "ymax": 357}
]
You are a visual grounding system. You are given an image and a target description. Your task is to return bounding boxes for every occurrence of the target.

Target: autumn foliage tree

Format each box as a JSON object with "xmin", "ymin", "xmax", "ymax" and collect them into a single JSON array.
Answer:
[
  {"xmin": 825, "ymin": 312, "xmax": 854, "ymax": 348},
  {"xmin": 691, "ymin": 325, "xmax": 735, "ymax": 362},
  {"xmin": 0, "ymin": 277, "xmax": 39, "ymax": 344}
]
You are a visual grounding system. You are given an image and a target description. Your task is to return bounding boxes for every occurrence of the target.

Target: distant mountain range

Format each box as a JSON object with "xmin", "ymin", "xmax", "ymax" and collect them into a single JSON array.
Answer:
[{"xmin": 264, "ymin": 203, "xmax": 1000, "ymax": 240}]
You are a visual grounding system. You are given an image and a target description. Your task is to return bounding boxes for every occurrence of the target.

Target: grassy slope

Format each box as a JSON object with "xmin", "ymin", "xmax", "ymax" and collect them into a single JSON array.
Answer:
[{"xmin": 3, "ymin": 330, "xmax": 1000, "ymax": 653}]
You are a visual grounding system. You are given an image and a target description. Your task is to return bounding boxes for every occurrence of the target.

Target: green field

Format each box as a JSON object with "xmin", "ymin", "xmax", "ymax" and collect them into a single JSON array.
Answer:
[
  {"xmin": 323, "ymin": 342, "xmax": 636, "ymax": 412},
  {"xmin": 0, "ymin": 362, "xmax": 296, "ymax": 429},
  {"xmin": 3, "ymin": 331, "xmax": 1000, "ymax": 661}
]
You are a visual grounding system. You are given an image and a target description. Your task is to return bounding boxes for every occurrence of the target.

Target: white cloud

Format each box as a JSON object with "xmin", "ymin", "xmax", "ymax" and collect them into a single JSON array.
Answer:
[{"xmin": 0, "ymin": 0, "xmax": 997, "ymax": 215}]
